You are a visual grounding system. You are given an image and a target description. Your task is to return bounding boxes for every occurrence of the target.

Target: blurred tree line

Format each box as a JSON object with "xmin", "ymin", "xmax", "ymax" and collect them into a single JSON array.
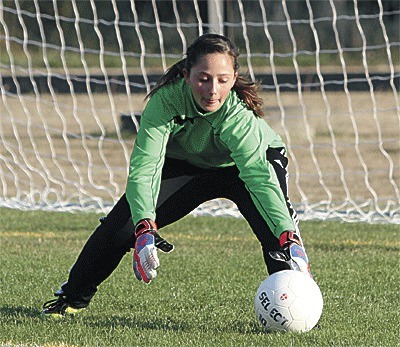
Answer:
[{"xmin": 1, "ymin": 0, "xmax": 399, "ymax": 68}]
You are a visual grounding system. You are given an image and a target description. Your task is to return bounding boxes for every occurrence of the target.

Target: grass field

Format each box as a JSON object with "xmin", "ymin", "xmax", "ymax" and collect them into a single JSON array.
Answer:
[{"xmin": 0, "ymin": 208, "xmax": 399, "ymax": 347}]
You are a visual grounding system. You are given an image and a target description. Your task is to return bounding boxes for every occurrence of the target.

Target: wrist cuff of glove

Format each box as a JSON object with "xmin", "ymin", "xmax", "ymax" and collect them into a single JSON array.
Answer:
[
  {"xmin": 135, "ymin": 219, "xmax": 158, "ymax": 237},
  {"xmin": 279, "ymin": 230, "xmax": 302, "ymax": 248}
]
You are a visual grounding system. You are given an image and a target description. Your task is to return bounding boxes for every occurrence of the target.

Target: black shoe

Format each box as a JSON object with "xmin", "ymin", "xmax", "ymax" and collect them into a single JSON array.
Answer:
[{"xmin": 40, "ymin": 296, "xmax": 81, "ymax": 319}]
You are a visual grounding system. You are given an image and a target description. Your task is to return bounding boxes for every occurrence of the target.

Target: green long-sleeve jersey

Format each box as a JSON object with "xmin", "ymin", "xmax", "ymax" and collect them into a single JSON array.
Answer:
[{"xmin": 126, "ymin": 78, "xmax": 295, "ymax": 237}]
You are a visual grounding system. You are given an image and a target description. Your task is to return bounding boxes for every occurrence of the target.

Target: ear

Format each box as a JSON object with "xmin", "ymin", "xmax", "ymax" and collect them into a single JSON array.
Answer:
[
  {"xmin": 183, "ymin": 68, "xmax": 190, "ymax": 83},
  {"xmin": 230, "ymin": 72, "xmax": 238, "ymax": 89},
  {"xmin": 233, "ymin": 72, "xmax": 238, "ymax": 85}
]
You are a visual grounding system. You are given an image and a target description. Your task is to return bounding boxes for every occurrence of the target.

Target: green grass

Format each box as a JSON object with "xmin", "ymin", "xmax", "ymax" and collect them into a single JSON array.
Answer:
[{"xmin": 0, "ymin": 208, "xmax": 399, "ymax": 347}]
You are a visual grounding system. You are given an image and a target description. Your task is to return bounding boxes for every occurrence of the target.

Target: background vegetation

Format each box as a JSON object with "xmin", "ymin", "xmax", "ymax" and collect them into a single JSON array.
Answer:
[{"xmin": 1, "ymin": 0, "xmax": 399, "ymax": 70}]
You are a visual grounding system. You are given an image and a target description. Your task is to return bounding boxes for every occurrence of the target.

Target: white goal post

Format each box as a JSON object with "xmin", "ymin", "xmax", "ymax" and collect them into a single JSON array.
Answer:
[{"xmin": 0, "ymin": 0, "xmax": 399, "ymax": 223}]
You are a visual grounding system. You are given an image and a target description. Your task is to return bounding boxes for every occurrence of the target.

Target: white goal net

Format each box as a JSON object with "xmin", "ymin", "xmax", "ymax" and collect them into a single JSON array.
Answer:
[{"xmin": 1, "ymin": 0, "xmax": 399, "ymax": 223}]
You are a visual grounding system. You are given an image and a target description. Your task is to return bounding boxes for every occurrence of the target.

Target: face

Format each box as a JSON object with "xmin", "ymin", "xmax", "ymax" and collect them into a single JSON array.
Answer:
[{"xmin": 184, "ymin": 53, "xmax": 237, "ymax": 113}]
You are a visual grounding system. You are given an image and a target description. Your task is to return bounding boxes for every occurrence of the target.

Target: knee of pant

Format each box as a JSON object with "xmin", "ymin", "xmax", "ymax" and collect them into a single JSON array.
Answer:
[
  {"xmin": 97, "ymin": 216, "xmax": 135, "ymax": 249},
  {"xmin": 257, "ymin": 233, "xmax": 280, "ymax": 251}
]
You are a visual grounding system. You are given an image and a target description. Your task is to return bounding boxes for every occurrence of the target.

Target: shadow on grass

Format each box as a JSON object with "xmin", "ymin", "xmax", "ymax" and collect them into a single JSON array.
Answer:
[
  {"xmin": 85, "ymin": 314, "xmax": 188, "ymax": 332},
  {"xmin": 0, "ymin": 305, "xmax": 40, "ymax": 319},
  {"xmin": 84, "ymin": 314, "xmax": 263, "ymax": 334},
  {"xmin": 0, "ymin": 305, "xmax": 268, "ymax": 339}
]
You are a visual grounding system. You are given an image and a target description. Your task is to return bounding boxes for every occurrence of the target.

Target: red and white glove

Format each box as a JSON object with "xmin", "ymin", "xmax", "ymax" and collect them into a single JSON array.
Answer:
[
  {"xmin": 269, "ymin": 231, "xmax": 312, "ymax": 277},
  {"xmin": 133, "ymin": 219, "xmax": 160, "ymax": 284}
]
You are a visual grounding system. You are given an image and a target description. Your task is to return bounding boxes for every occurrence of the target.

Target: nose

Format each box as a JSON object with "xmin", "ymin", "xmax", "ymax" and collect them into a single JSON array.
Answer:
[{"xmin": 209, "ymin": 79, "xmax": 218, "ymax": 95}]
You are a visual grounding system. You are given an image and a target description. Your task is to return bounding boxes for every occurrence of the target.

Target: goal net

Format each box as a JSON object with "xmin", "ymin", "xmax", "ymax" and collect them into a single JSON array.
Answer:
[{"xmin": 1, "ymin": 0, "xmax": 399, "ymax": 223}]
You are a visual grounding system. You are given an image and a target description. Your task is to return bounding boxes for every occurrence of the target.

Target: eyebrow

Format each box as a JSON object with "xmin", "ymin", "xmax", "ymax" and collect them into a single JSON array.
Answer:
[{"xmin": 197, "ymin": 71, "xmax": 233, "ymax": 77}]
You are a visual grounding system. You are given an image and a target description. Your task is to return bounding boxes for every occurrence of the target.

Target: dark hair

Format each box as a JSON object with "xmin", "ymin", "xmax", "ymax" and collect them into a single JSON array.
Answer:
[{"xmin": 146, "ymin": 33, "xmax": 264, "ymax": 117}]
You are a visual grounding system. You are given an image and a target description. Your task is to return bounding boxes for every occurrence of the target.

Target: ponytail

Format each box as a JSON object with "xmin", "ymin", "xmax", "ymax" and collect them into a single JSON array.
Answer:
[
  {"xmin": 233, "ymin": 76, "xmax": 264, "ymax": 118},
  {"xmin": 145, "ymin": 59, "xmax": 185, "ymax": 100}
]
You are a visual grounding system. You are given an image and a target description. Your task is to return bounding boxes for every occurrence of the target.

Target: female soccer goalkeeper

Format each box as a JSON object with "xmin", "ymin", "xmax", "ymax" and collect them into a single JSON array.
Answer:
[{"xmin": 41, "ymin": 33, "xmax": 311, "ymax": 318}]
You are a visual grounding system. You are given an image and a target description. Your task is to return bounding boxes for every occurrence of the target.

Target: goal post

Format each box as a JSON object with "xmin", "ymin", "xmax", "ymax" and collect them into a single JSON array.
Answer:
[{"xmin": 0, "ymin": 0, "xmax": 399, "ymax": 223}]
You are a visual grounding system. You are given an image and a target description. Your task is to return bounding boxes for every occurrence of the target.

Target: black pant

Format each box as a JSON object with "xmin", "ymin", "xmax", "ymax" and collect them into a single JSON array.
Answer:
[{"xmin": 61, "ymin": 147, "xmax": 298, "ymax": 307}]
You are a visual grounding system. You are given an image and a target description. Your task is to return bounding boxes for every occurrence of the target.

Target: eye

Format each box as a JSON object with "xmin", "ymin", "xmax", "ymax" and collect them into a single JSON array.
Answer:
[{"xmin": 217, "ymin": 77, "xmax": 231, "ymax": 85}]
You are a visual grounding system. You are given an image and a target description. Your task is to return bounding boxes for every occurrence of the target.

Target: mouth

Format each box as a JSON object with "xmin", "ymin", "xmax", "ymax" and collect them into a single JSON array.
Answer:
[{"xmin": 203, "ymin": 98, "xmax": 219, "ymax": 106}]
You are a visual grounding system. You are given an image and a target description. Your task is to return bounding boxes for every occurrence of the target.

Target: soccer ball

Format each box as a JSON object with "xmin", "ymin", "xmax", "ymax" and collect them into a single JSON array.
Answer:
[{"xmin": 254, "ymin": 270, "xmax": 323, "ymax": 333}]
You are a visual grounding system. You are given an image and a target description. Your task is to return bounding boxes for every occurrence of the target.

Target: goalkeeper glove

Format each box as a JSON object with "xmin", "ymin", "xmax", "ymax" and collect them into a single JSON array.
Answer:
[
  {"xmin": 269, "ymin": 231, "xmax": 312, "ymax": 277},
  {"xmin": 133, "ymin": 219, "xmax": 173, "ymax": 283}
]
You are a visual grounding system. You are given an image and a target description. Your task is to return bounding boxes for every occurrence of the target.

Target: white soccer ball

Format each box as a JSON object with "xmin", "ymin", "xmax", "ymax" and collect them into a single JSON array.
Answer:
[{"xmin": 254, "ymin": 270, "xmax": 323, "ymax": 333}]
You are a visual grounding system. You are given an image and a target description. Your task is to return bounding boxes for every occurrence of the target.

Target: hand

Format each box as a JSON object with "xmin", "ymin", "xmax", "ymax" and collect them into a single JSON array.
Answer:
[
  {"xmin": 269, "ymin": 231, "xmax": 312, "ymax": 277},
  {"xmin": 133, "ymin": 219, "xmax": 160, "ymax": 283}
]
